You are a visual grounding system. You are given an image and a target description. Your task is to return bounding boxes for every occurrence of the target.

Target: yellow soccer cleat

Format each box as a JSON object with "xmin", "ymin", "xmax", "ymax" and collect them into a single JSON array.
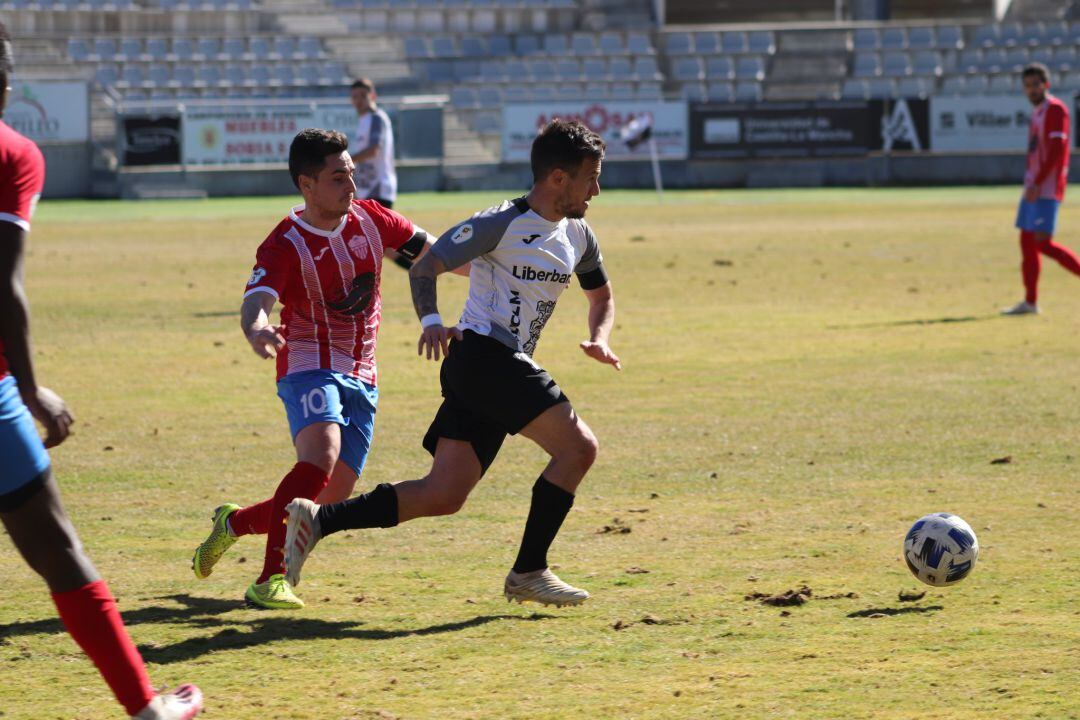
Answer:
[
  {"xmin": 191, "ymin": 503, "xmax": 240, "ymax": 580},
  {"xmin": 245, "ymin": 573, "xmax": 305, "ymax": 610}
]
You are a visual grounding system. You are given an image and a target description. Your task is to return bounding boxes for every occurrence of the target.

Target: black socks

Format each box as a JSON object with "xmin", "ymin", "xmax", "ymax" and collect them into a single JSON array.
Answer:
[
  {"xmin": 512, "ymin": 476, "xmax": 575, "ymax": 574},
  {"xmin": 317, "ymin": 482, "xmax": 399, "ymax": 536}
]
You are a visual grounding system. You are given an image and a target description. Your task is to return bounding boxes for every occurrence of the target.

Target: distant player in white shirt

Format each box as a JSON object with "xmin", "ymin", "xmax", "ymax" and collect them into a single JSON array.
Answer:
[
  {"xmin": 284, "ymin": 119, "xmax": 620, "ymax": 607},
  {"xmin": 349, "ymin": 78, "xmax": 397, "ymax": 210}
]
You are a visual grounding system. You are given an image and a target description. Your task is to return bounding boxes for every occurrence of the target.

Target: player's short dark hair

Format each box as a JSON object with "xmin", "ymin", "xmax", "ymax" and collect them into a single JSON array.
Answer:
[
  {"xmin": 288, "ymin": 128, "xmax": 349, "ymax": 189},
  {"xmin": 1022, "ymin": 62, "xmax": 1050, "ymax": 84},
  {"xmin": 531, "ymin": 119, "xmax": 606, "ymax": 182},
  {"xmin": 0, "ymin": 21, "xmax": 13, "ymax": 89},
  {"xmin": 351, "ymin": 78, "xmax": 374, "ymax": 92}
]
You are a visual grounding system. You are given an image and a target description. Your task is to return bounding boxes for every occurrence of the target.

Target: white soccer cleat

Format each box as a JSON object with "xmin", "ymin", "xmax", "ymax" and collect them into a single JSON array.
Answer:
[
  {"xmin": 283, "ymin": 498, "xmax": 322, "ymax": 587},
  {"xmin": 503, "ymin": 568, "xmax": 590, "ymax": 607},
  {"xmin": 1001, "ymin": 300, "xmax": 1039, "ymax": 315},
  {"xmin": 132, "ymin": 684, "xmax": 203, "ymax": 720}
]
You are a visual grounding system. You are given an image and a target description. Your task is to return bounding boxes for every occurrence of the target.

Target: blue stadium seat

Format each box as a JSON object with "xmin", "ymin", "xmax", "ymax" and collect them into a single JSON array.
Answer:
[
  {"xmin": 1042, "ymin": 21, "xmax": 1068, "ymax": 47},
  {"xmin": 940, "ymin": 75, "xmax": 965, "ymax": 94},
  {"xmin": 679, "ymin": 83, "xmax": 706, "ymax": 102},
  {"xmin": 197, "ymin": 65, "xmax": 222, "ymax": 87},
  {"xmin": 460, "ymin": 36, "xmax": 488, "ymax": 58},
  {"xmin": 557, "ymin": 59, "xmax": 583, "ymax": 82},
  {"xmin": 599, "ymin": 32, "xmax": 625, "ymax": 55},
  {"xmin": 865, "ymin": 78, "xmax": 895, "ymax": 98},
  {"xmin": 478, "ymin": 86, "xmax": 502, "ymax": 106},
  {"xmin": 734, "ymin": 56, "xmax": 764, "ymax": 81},
  {"xmin": 489, "ymin": 35, "xmax": 513, "ymax": 56},
  {"xmin": 571, "ymin": 33, "xmax": 600, "ymax": 56},
  {"xmin": 673, "ymin": 57, "xmax": 704, "ymax": 82},
  {"xmin": 936, "ymin": 25, "xmax": 963, "ymax": 50},
  {"xmin": 505, "ymin": 85, "xmax": 531, "ymax": 103},
  {"xmin": 734, "ymin": 81, "xmax": 762, "ymax": 102},
  {"xmin": 146, "ymin": 38, "xmax": 169, "ymax": 61},
  {"xmin": 250, "ymin": 38, "xmax": 272, "ymax": 60},
  {"xmin": 998, "ymin": 23, "xmax": 1023, "ymax": 47},
  {"xmin": 298, "ymin": 64, "xmax": 322, "ymax": 87},
  {"xmin": 542, "ymin": 35, "xmax": 568, "ymax": 55},
  {"xmin": 973, "ymin": 24, "xmax": 1000, "ymax": 48},
  {"xmin": 748, "ymin": 31, "xmax": 775, "ymax": 54},
  {"xmin": 578, "ymin": 58, "xmax": 604, "ymax": 81},
  {"xmin": 1031, "ymin": 46, "xmax": 1055, "ymax": 68},
  {"xmin": 94, "ymin": 39, "xmax": 118, "ymax": 61},
  {"xmin": 453, "ymin": 60, "xmax": 481, "ymax": 81},
  {"xmin": 583, "ymin": 83, "xmax": 610, "ymax": 101},
  {"xmin": 530, "ymin": 59, "xmax": 558, "ymax": 80},
  {"xmin": 68, "ymin": 39, "xmax": 91, "ymax": 62},
  {"xmin": 882, "ymin": 51, "xmax": 912, "ymax": 77},
  {"xmin": 172, "ymin": 65, "xmax": 196, "ymax": 87},
  {"xmin": 1054, "ymin": 46, "xmax": 1077, "ymax": 72},
  {"xmin": 223, "ymin": 64, "xmax": 247, "ymax": 87},
  {"xmin": 722, "ymin": 31, "xmax": 748, "ymax": 54},
  {"xmin": 912, "ymin": 51, "xmax": 942, "ymax": 76},
  {"xmin": 404, "ymin": 37, "xmax": 430, "ymax": 59},
  {"xmin": 118, "ymin": 65, "xmax": 145, "ymax": 89},
  {"xmin": 907, "ymin": 27, "xmax": 935, "ymax": 50},
  {"xmin": 664, "ymin": 32, "xmax": 693, "ymax": 56},
  {"xmin": 897, "ymin": 77, "xmax": 930, "ymax": 98},
  {"xmin": 633, "ymin": 56, "xmax": 663, "ymax": 81},
  {"xmin": 853, "ymin": 52, "xmax": 880, "ymax": 77},
  {"xmin": 432, "ymin": 36, "xmax": 458, "ymax": 58},
  {"xmin": 1004, "ymin": 47, "xmax": 1029, "ymax": 72},
  {"xmin": 627, "ymin": 32, "xmax": 654, "ymax": 56},
  {"xmin": 706, "ymin": 56, "xmax": 734, "ymax": 80},
  {"xmin": 957, "ymin": 49, "xmax": 982, "ymax": 73},
  {"xmin": 299, "ymin": 37, "xmax": 325, "ymax": 59},
  {"xmin": 147, "ymin": 64, "xmax": 171, "ymax": 87},
  {"xmin": 95, "ymin": 65, "xmax": 119, "ymax": 87},
  {"xmin": 841, "ymin": 79, "xmax": 868, "ymax": 99},
  {"xmin": 988, "ymin": 74, "xmax": 1014, "ymax": 93},
  {"xmin": 609, "ymin": 57, "xmax": 633, "ymax": 80},
  {"xmin": 249, "ymin": 64, "xmax": 271, "ymax": 87},
  {"xmin": 514, "ymin": 35, "xmax": 542, "ymax": 56},
  {"xmin": 479, "ymin": 61, "xmax": 506, "ymax": 83},
  {"xmin": 707, "ymin": 81, "xmax": 735, "ymax": 102},
  {"xmin": 881, "ymin": 28, "xmax": 907, "ymax": 50},
  {"xmin": 853, "ymin": 28, "xmax": 880, "ymax": 51},
  {"xmin": 172, "ymin": 38, "xmax": 196, "ymax": 61},
  {"xmin": 959, "ymin": 74, "xmax": 989, "ymax": 94},
  {"xmin": 980, "ymin": 48, "xmax": 1007, "ymax": 72},
  {"xmin": 274, "ymin": 65, "xmax": 296, "ymax": 87},
  {"xmin": 610, "ymin": 82, "xmax": 635, "ymax": 100},
  {"xmin": 449, "ymin": 86, "xmax": 479, "ymax": 107},
  {"xmin": 694, "ymin": 32, "xmax": 720, "ymax": 55},
  {"xmin": 197, "ymin": 38, "xmax": 221, "ymax": 61},
  {"xmin": 274, "ymin": 37, "xmax": 298, "ymax": 60}
]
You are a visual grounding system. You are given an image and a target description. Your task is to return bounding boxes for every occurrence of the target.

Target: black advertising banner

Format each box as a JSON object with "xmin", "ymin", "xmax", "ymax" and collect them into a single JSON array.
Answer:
[
  {"xmin": 121, "ymin": 115, "xmax": 181, "ymax": 166},
  {"xmin": 869, "ymin": 98, "xmax": 930, "ymax": 152},
  {"xmin": 690, "ymin": 99, "xmax": 930, "ymax": 158}
]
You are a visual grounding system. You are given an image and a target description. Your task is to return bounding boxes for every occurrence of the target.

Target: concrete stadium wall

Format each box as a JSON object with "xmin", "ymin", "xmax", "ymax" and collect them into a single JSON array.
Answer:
[{"xmin": 40, "ymin": 143, "xmax": 93, "ymax": 199}]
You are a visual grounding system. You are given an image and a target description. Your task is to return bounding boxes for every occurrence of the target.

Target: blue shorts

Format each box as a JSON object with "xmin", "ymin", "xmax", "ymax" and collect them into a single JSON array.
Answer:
[
  {"xmin": 1016, "ymin": 199, "xmax": 1060, "ymax": 234},
  {"xmin": 0, "ymin": 375, "xmax": 51, "ymax": 509},
  {"xmin": 277, "ymin": 370, "xmax": 378, "ymax": 477}
]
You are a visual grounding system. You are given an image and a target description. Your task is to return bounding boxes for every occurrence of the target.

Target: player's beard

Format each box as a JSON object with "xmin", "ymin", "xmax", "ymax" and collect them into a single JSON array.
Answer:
[{"xmin": 558, "ymin": 192, "xmax": 588, "ymax": 219}]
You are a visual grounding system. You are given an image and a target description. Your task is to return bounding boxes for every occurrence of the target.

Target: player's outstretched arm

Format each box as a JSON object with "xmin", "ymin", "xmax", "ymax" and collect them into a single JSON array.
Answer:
[
  {"xmin": 0, "ymin": 221, "xmax": 74, "ymax": 447},
  {"xmin": 409, "ymin": 251, "xmax": 462, "ymax": 361},
  {"xmin": 579, "ymin": 282, "xmax": 621, "ymax": 371},
  {"xmin": 240, "ymin": 290, "xmax": 285, "ymax": 359}
]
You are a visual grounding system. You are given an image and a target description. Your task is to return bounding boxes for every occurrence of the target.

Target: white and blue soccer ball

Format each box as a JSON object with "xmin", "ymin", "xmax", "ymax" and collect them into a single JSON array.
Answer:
[{"xmin": 903, "ymin": 513, "xmax": 979, "ymax": 587}]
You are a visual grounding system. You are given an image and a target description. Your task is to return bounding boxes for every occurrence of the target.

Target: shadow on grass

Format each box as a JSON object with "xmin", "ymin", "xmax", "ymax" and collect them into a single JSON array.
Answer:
[
  {"xmin": 138, "ymin": 612, "xmax": 558, "ymax": 664},
  {"xmin": 827, "ymin": 315, "xmax": 996, "ymax": 330},
  {"xmin": 847, "ymin": 605, "xmax": 944, "ymax": 618},
  {"xmin": 0, "ymin": 594, "xmax": 242, "ymax": 641}
]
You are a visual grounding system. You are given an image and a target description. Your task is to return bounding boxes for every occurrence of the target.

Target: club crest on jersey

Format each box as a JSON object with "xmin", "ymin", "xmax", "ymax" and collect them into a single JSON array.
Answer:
[
  {"xmin": 248, "ymin": 267, "xmax": 267, "ymax": 286},
  {"xmin": 451, "ymin": 224, "xmax": 474, "ymax": 244},
  {"xmin": 347, "ymin": 235, "xmax": 369, "ymax": 260}
]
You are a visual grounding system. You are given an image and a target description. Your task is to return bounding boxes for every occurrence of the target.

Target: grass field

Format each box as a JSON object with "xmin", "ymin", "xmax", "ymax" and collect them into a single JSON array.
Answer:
[{"xmin": 1, "ymin": 187, "xmax": 1078, "ymax": 719}]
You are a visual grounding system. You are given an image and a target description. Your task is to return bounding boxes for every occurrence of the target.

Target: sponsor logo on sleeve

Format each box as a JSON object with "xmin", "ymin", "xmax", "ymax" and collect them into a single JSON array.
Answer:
[
  {"xmin": 248, "ymin": 267, "xmax": 267, "ymax": 286},
  {"xmin": 451, "ymin": 224, "xmax": 474, "ymax": 244}
]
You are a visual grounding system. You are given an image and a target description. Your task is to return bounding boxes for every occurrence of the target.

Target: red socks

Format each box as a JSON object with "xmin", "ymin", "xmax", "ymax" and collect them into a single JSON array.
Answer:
[
  {"xmin": 230, "ymin": 497, "xmax": 273, "ymax": 536},
  {"xmin": 51, "ymin": 580, "xmax": 155, "ymax": 716},
  {"xmin": 1020, "ymin": 230, "xmax": 1080, "ymax": 305},
  {"xmin": 257, "ymin": 461, "xmax": 330, "ymax": 584},
  {"xmin": 1020, "ymin": 231, "xmax": 1041, "ymax": 305}
]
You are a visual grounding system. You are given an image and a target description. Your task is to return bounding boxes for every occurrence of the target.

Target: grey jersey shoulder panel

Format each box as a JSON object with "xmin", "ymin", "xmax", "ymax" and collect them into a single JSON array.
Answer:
[
  {"xmin": 572, "ymin": 219, "xmax": 603, "ymax": 275},
  {"xmin": 430, "ymin": 198, "xmax": 527, "ymax": 270}
]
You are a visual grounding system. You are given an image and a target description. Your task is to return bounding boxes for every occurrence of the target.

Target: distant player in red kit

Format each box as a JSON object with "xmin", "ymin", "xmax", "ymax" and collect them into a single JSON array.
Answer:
[
  {"xmin": 0, "ymin": 22, "xmax": 202, "ymax": 720},
  {"xmin": 1003, "ymin": 63, "xmax": 1078, "ymax": 315},
  {"xmin": 191, "ymin": 128, "xmax": 442, "ymax": 609}
]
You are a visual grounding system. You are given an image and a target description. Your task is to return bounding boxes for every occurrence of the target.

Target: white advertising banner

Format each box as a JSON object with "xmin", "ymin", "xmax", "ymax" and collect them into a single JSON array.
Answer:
[
  {"xmin": 502, "ymin": 102, "xmax": 688, "ymax": 161},
  {"xmin": 930, "ymin": 95, "xmax": 1035, "ymax": 152},
  {"xmin": 182, "ymin": 105, "xmax": 356, "ymax": 164},
  {"xmin": 4, "ymin": 81, "xmax": 90, "ymax": 142}
]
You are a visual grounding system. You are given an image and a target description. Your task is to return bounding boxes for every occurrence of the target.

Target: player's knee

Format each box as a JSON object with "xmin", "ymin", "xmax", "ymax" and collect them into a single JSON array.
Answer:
[{"xmin": 562, "ymin": 429, "xmax": 599, "ymax": 472}]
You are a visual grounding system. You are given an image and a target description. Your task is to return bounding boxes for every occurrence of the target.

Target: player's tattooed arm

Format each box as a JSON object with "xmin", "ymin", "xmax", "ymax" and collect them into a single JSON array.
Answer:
[
  {"xmin": 240, "ymin": 290, "xmax": 285, "ymax": 359},
  {"xmin": 409, "ymin": 253, "xmax": 462, "ymax": 361}
]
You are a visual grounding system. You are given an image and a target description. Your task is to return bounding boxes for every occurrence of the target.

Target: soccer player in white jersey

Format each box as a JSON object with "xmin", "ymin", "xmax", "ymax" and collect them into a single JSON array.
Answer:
[
  {"xmin": 283, "ymin": 119, "xmax": 620, "ymax": 607},
  {"xmin": 349, "ymin": 78, "xmax": 397, "ymax": 210}
]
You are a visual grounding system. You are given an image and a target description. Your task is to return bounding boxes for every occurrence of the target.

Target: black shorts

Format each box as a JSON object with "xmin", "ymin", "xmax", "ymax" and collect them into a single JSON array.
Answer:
[{"xmin": 422, "ymin": 330, "xmax": 568, "ymax": 475}]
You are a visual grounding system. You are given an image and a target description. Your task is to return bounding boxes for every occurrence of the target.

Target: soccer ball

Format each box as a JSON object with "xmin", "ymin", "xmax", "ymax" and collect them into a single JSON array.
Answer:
[{"xmin": 903, "ymin": 513, "xmax": 979, "ymax": 587}]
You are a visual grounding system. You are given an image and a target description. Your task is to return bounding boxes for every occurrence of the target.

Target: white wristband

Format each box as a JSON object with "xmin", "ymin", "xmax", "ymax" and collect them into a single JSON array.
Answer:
[{"xmin": 420, "ymin": 313, "xmax": 443, "ymax": 329}]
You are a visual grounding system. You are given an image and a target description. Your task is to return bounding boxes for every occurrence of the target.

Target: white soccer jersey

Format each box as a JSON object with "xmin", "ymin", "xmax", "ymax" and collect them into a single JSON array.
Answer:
[
  {"xmin": 430, "ymin": 196, "xmax": 608, "ymax": 356},
  {"xmin": 351, "ymin": 107, "xmax": 397, "ymax": 202}
]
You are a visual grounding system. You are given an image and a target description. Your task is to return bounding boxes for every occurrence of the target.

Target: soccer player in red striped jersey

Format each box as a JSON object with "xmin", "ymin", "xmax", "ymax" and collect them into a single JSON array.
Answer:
[
  {"xmin": 191, "ymin": 128, "xmax": 441, "ymax": 609},
  {"xmin": 0, "ymin": 22, "xmax": 202, "ymax": 719},
  {"xmin": 1003, "ymin": 63, "xmax": 1078, "ymax": 315}
]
